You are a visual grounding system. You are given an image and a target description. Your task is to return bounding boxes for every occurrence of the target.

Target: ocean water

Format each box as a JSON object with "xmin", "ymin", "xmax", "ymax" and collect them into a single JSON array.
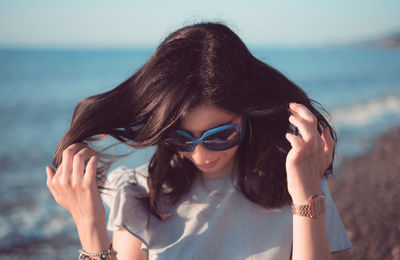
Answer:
[{"xmin": 1, "ymin": 47, "xmax": 399, "ymax": 258}]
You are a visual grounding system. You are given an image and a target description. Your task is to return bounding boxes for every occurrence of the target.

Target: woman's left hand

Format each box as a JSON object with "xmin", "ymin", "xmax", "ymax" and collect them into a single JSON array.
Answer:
[{"xmin": 285, "ymin": 103, "xmax": 334, "ymax": 202}]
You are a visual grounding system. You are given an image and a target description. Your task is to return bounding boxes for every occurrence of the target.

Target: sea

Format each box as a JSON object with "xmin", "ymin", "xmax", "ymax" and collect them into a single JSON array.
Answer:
[{"xmin": 1, "ymin": 46, "xmax": 399, "ymax": 258}]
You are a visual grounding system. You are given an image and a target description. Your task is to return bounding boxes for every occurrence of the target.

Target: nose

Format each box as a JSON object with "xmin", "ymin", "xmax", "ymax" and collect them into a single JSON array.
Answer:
[{"xmin": 191, "ymin": 143, "xmax": 214, "ymax": 163}]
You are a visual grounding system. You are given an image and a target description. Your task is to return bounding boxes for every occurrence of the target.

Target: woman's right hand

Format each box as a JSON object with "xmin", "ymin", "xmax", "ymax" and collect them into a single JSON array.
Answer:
[{"xmin": 46, "ymin": 143, "xmax": 106, "ymax": 226}]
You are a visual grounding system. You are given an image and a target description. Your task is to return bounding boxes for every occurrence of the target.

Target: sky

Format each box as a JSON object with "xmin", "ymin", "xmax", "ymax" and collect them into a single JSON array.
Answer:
[{"xmin": 1, "ymin": 0, "xmax": 400, "ymax": 48}]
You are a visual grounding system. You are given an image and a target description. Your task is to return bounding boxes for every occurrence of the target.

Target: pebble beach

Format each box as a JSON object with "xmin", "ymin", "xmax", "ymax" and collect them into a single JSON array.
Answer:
[{"xmin": 330, "ymin": 126, "xmax": 400, "ymax": 259}]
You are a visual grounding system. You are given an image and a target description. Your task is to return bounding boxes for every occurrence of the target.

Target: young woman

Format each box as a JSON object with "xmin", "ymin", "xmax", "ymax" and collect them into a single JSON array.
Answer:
[{"xmin": 46, "ymin": 22, "xmax": 351, "ymax": 259}]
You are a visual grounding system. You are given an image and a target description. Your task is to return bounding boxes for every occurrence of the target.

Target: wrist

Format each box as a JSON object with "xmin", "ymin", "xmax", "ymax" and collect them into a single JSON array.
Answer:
[
  {"xmin": 290, "ymin": 185, "xmax": 322, "ymax": 203},
  {"xmin": 291, "ymin": 194, "xmax": 326, "ymax": 219},
  {"xmin": 288, "ymin": 179, "xmax": 322, "ymax": 203},
  {"xmin": 75, "ymin": 214, "xmax": 105, "ymax": 225},
  {"xmin": 79, "ymin": 243, "xmax": 117, "ymax": 260},
  {"xmin": 75, "ymin": 220, "xmax": 110, "ymax": 253}
]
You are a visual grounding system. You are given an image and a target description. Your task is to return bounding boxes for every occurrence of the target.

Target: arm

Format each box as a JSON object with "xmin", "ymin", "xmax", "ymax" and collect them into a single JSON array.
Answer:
[
  {"xmin": 285, "ymin": 103, "xmax": 334, "ymax": 260},
  {"xmin": 113, "ymin": 227, "xmax": 148, "ymax": 260},
  {"xmin": 46, "ymin": 143, "xmax": 146, "ymax": 260},
  {"xmin": 292, "ymin": 206, "xmax": 331, "ymax": 259}
]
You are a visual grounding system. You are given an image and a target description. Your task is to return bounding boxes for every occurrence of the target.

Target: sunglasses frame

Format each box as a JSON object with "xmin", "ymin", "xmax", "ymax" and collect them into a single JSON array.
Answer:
[{"xmin": 165, "ymin": 119, "xmax": 246, "ymax": 152}]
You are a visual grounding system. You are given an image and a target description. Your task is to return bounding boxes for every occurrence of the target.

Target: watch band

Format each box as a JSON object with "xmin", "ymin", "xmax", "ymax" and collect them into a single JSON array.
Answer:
[{"xmin": 291, "ymin": 194, "xmax": 326, "ymax": 218}]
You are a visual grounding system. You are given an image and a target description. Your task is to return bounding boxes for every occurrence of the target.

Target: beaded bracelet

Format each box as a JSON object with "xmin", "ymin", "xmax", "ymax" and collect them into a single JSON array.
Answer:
[{"xmin": 78, "ymin": 243, "xmax": 118, "ymax": 260}]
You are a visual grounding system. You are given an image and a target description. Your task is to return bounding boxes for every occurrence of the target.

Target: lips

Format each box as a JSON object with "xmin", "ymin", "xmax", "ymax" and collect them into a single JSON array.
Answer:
[{"xmin": 198, "ymin": 159, "xmax": 219, "ymax": 169}]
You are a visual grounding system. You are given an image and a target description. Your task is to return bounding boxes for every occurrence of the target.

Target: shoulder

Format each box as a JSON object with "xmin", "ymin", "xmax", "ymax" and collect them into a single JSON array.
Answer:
[
  {"xmin": 101, "ymin": 163, "xmax": 150, "ymax": 207},
  {"xmin": 105, "ymin": 163, "xmax": 149, "ymax": 190}
]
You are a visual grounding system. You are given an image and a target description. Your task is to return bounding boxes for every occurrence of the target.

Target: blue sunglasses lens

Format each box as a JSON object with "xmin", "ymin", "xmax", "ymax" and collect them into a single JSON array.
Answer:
[
  {"xmin": 203, "ymin": 128, "xmax": 241, "ymax": 150},
  {"xmin": 162, "ymin": 126, "xmax": 242, "ymax": 152},
  {"xmin": 163, "ymin": 133, "xmax": 195, "ymax": 151}
]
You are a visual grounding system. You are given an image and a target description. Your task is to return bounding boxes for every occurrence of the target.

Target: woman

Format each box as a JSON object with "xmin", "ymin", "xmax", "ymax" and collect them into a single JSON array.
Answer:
[{"xmin": 46, "ymin": 22, "xmax": 351, "ymax": 259}]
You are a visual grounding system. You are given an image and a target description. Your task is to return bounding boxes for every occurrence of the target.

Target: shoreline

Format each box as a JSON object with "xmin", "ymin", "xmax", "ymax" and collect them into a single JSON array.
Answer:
[
  {"xmin": 1, "ymin": 127, "xmax": 399, "ymax": 259},
  {"xmin": 329, "ymin": 125, "xmax": 400, "ymax": 259}
]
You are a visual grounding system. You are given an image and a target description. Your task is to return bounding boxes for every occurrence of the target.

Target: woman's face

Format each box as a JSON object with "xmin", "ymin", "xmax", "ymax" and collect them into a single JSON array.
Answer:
[{"xmin": 178, "ymin": 103, "xmax": 242, "ymax": 179}]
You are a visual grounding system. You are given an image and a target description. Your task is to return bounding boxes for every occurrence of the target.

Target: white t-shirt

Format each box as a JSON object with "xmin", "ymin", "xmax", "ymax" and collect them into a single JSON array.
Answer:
[{"xmin": 101, "ymin": 164, "xmax": 352, "ymax": 260}]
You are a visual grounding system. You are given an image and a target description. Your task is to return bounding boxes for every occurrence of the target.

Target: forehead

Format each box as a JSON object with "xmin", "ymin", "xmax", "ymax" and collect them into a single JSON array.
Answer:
[{"xmin": 179, "ymin": 104, "xmax": 240, "ymax": 134}]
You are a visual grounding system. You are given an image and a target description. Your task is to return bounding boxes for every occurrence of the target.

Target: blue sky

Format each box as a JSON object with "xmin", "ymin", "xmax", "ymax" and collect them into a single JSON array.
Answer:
[{"xmin": 1, "ymin": 0, "xmax": 400, "ymax": 48}]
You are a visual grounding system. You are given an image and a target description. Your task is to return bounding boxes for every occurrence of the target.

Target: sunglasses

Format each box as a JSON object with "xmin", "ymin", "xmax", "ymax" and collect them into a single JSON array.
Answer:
[{"xmin": 162, "ymin": 119, "xmax": 246, "ymax": 152}]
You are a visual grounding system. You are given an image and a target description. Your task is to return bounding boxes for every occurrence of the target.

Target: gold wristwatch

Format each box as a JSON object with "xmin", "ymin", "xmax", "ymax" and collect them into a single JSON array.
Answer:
[{"xmin": 291, "ymin": 194, "xmax": 326, "ymax": 218}]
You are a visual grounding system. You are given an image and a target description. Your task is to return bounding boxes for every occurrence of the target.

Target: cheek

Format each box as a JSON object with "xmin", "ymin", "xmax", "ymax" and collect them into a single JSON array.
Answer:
[
  {"xmin": 179, "ymin": 151, "xmax": 204, "ymax": 163},
  {"xmin": 222, "ymin": 149, "xmax": 237, "ymax": 160},
  {"xmin": 216, "ymin": 148, "xmax": 238, "ymax": 165}
]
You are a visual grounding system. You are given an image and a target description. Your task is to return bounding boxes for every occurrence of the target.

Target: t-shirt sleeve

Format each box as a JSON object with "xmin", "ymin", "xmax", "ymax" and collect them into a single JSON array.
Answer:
[
  {"xmin": 321, "ymin": 179, "xmax": 352, "ymax": 252},
  {"xmin": 100, "ymin": 165, "xmax": 150, "ymax": 248}
]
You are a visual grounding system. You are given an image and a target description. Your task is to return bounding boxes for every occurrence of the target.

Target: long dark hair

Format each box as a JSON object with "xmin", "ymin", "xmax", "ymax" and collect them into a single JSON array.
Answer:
[{"xmin": 53, "ymin": 22, "xmax": 336, "ymax": 219}]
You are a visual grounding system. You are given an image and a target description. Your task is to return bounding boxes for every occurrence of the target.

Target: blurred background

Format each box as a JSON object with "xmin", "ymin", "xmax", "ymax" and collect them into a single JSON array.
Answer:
[{"xmin": 1, "ymin": 0, "xmax": 399, "ymax": 259}]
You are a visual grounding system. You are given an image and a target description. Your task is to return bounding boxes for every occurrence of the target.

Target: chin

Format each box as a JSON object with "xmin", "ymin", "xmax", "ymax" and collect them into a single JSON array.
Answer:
[{"xmin": 198, "ymin": 166, "xmax": 222, "ymax": 174}]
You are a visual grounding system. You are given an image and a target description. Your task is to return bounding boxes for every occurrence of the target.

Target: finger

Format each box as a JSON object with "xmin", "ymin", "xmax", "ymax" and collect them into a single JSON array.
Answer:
[
  {"xmin": 46, "ymin": 166, "xmax": 58, "ymax": 196},
  {"xmin": 46, "ymin": 166, "xmax": 55, "ymax": 187},
  {"xmin": 288, "ymin": 115, "xmax": 313, "ymax": 142},
  {"xmin": 61, "ymin": 143, "xmax": 88, "ymax": 182},
  {"xmin": 285, "ymin": 132, "xmax": 302, "ymax": 150},
  {"xmin": 84, "ymin": 156, "xmax": 100, "ymax": 184},
  {"xmin": 289, "ymin": 103, "xmax": 317, "ymax": 125},
  {"xmin": 72, "ymin": 147, "xmax": 93, "ymax": 180}
]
